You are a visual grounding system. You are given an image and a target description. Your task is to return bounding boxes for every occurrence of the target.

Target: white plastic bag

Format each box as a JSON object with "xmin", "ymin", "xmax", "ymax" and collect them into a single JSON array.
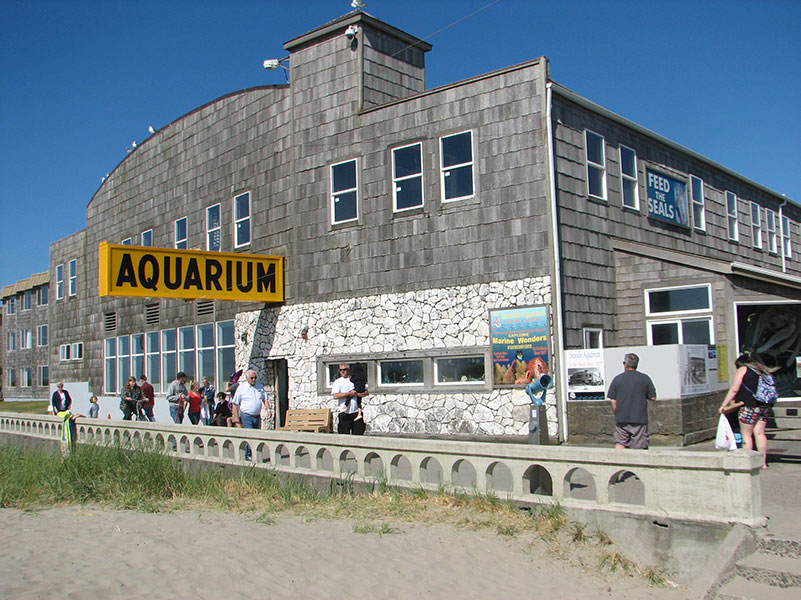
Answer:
[{"xmin": 715, "ymin": 414, "xmax": 737, "ymax": 451}]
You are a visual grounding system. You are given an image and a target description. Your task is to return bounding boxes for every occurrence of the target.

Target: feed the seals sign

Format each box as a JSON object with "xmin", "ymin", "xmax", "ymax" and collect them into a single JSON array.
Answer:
[
  {"xmin": 98, "ymin": 242, "xmax": 284, "ymax": 303},
  {"xmin": 646, "ymin": 168, "xmax": 690, "ymax": 228}
]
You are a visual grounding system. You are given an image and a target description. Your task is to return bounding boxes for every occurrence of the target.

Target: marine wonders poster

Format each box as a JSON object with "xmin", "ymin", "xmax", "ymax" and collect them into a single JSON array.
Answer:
[{"xmin": 490, "ymin": 305, "xmax": 550, "ymax": 387}]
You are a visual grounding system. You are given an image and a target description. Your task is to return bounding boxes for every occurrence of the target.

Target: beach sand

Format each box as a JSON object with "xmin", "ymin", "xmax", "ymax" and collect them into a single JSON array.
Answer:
[{"xmin": 0, "ymin": 507, "xmax": 687, "ymax": 599}]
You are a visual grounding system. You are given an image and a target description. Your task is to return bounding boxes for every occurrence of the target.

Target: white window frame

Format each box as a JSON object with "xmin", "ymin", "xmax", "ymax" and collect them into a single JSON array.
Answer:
[
  {"xmin": 646, "ymin": 317, "xmax": 715, "ymax": 345},
  {"xmin": 121, "ymin": 237, "xmax": 133, "ymax": 246},
  {"xmin": 619, "ymin": 145, "xmax": 639, "ymax": 210},
  {"xmin": 104, "ymin": 338, "xmax": 117, "ymax": 394},
  {"xmin": 378, "ymin": 358, "xmax": 425, "ymax": 387},
  {"xmin": 330, "ymin": 161, "xmax": 359, "ymax": 224},
  {"xmin": 68, "ymin": 259, "xmax": 77, "ymax": 297},
  {"xmin": 174, "ymin": 217, "xmax": 188, "ymax": 249},
  {"xmin": 750, "ymin": 202, "xmax": 763, "ymax": 249},
  {"xmin": 206, "ymin": 203, "xmax": 222, "ymax": 251},
  {"xmin": 22, "ymin": 290, "xmax": 32, "ymax": 311},
  {"xmin": 56, "ymin": 264, "xmax": 64, "ymax": 300},
  {"xmin": 6, "ymin": 296, "xmax": 15, "ymax": 314},
  {"xmin": 645, "ymin": 283, "xmax": 713, "ymax": 318},
  {"xmin": 39, "ymin": 365, "xmax": 49, "ymax": 387},
  {"xmin": 20, "ymin": 329, "xmax": 32, "ymax": 349},
  {"xmin": 583, "ymin": 327, "xmax": 603, "ymax": 349},
  {"xmin": 141, "ymin": 228, "xmax": 153, "ymax": 247},
  {"xmin": 8, "ymin": 369, "xmax": 16, "ymax": 387},
  {"xmin": 585, "ymin": 129, "xmax": 607, "ymax": 200},
  {"xmin": 726, "ymin": 191, "xmax": 739, "ymax": 242},
  {"xmin": 782, "ymin": 215, "xmax": 792, "ymax": 259},
  {"xmin": 234, "ymin": 192, "xmax": 251, "ymax": 248},
  {"xmin": 7, "ymin": 331, "xmax": 16, "ymax": 351},
  {"xmin": 21, "ymin": 368, "xmax": 32, "ymax": 387},
  {"xmin": 766, "ymin": 209, "xmax": 778, "ymax": 254},
  {"xmin": 439, "ymin": 130, "xmax": 475, "ymax": 203},
  {"xmin": 37, "ymin": 284, "xmax": 48, "ymax": 306},
  {"xmin": 37, "ymin": 324, "xmax": 48, "ymax": 346},
  {"xmin": 60, "ymin": 342, "xmax": 84, "ymax": 361},
  {"xmin": 392, "ymin": 142, "xmax": 424, "ymax": 212},
  {"xmin": 690, "ymin": 175, "xmax": 705, "ymax": 232}
]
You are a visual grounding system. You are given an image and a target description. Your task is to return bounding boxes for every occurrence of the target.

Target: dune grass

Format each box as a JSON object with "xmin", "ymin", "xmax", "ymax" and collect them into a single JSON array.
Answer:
[{"xmin": 0, "ymin": 442, "xmax": 670, "ymax": 587}]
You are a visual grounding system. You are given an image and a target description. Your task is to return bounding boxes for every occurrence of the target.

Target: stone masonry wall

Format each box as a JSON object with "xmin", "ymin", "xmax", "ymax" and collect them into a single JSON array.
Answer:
[{"xmin": 235, "ymin": 276, "xmax": 557, "ymax": 438}]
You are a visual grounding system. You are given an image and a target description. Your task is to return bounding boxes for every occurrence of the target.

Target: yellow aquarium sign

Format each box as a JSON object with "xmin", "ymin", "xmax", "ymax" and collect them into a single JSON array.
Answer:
[{"xmin": 98, "ymin": 242, "xmax": 284, "ymax": 303}]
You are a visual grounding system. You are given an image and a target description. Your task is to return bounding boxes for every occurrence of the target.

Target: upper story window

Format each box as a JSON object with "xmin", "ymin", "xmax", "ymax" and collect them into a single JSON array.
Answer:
[
  {"xmin": 141, "ymin": 229, "xmax": 153, "ymax": 247},
  {"xmin": 583, "ymin": 327, "xmax": 603, "ymax": 349},
  {"xmin": 56, "ymin": 264, "xmax": 64, "ymax": 300},
  {"xmin": 20, "ymin": 329, "xmax": 32, "ymax": 349},
  {"xmin": 690, "ymin": 176, "xmax": 705, "ymax": 231},
  {"xmin": 7, "ymin": 331, "xmax": 16, "ymax": 350},
  {"xmin": 440, "ymin": 131, "xmax": 474, "ymax": 202},
  {"xmin": 619, "ymin": 145, "xmax": 639, "ymax": 209},
  {"xmin": 234, "ymin": 192, "xmax": 251, "ymax": 247},
  {"xmin": 782, "ymin": 215, "xmax": 792, "ymax": 259},
  {"xmin": 207, "ymin": 203, "xmax": 221, "ymax": 251},
  {"xmin": 37, "ymin": 284, "xmax": 48, "ymax": 306},
  {"xmin": 750, "ymin": 202, "xmax": 762, "ymax": 249},
  {"xmin": 726, "ymin": 191, "xmax": 739, "ymax": 242},
  {"xmin": 68, "ymin": 259, "xmax": 77, "ymax": 296},
  {"xmin": 645, "ymin": 283, "xmax": 713, "ymax": 345},
  {"xmin": 22, "ymin": 290, "xmax": 32, "ymax": 310},
  {"xmin": 392, "ymin": 143, "xmax": 424, "ymax": 211},
  {"xmin": 174, "ymin": 217, "xmax": 188, "ymax": 249},
  {"xmin": 37, "ymin": 324, "xmax": 48, "ymax": 346},
  {"xmin": 6, "ymin": 296, "xmax": 16, "ymax": 314},
  {"xmin": 585, "ymin": 130, "xmax": 607, "ymax": 200},
  {"xmin": 331, "ymin": 160, "xmax": 358, "ymax": 224},
  {"xmin": 766, "ymin": 209, "xmax": 778, "ymax": 254},
  {"xmin": 121, "ymin": 237, "xmax": 132, "ymax": 246}
]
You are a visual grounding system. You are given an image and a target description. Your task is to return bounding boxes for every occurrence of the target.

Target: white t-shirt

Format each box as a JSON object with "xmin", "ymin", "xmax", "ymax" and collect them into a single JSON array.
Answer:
[
  {"xmin": 332, "ymin": 377, "xmax": 359, "ymax": 414},
  {"xmin": 232, "ymin": 381, "xmax": 267, "ymax": 416}
]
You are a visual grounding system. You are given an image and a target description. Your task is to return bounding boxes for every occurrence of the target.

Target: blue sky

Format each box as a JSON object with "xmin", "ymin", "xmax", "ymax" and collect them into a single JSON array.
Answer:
[{"xmin": 1, "ymin": 0, "xmax": 799, "ymax": 288}]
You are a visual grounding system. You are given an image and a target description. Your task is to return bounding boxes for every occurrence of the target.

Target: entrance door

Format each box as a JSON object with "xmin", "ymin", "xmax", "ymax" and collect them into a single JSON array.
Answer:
[{"xmin": 265, "ymin": 359, "xmax": 289, "ymax": 427}]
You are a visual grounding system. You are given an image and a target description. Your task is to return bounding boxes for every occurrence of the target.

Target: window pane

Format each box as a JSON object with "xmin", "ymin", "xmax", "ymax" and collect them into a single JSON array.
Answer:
[
  {"xmin": 198, "ymin": 349, "xmax": 215, "ymax": 384},
  {"xmin": 622, "ymin": 179, "xmax": 637, "ymax": 208},
  {"xmin": 131, "ymin": 333, "xmax": 144, "ymax": 355},
  {"xmin": 197, "ymin": 323, "xmax": 214, "ymax": 348},
  {"xmin": 236, "ymin": 220, "xmax": 251, "ymax": 245},
  {"xmin": 443, "ymin": 165, "xmax": 473, "ymax": 200},
  {"xmin": 682, "ymin": 319, "xmax": 711, "ymax": 345},
  {"xmin": 396, "ymin": 176, "xmax": 423, "ymax": 210},
  {"xmin": 333, "ymin": 191, "xmax": 357, "ymax": 222},
  {"xmin": 161, "ymin": 329, "xmax": 176, "ymax": 352},
  {"xmin": 207, "ymin": 205, "xmax": 220, "ymax": 229},
  {"xmin": 441, "ymin": 132, "xmax": 471, "ymax": 167},
  {"xmin": 588, "ymin": 166, "xmax": 604, "ymax": 198},
  {"xmin": 217, "ymin": 346, "xmax": 235, "ymax": 388},
  {"xmin": 132, "ymin": 355, "xmax": 144, "ymax": 380},
  {"xmin": 217, "ymin": 320, "xmax": 234, "ymax": 347},
  {"xmin": 141, "ymin": 229, "xmax": 152, "ymax": 246},
  {"xmin": 146, "ymin": 353, "xmax": 160, "ymax": 388},
  {"xmin": 651, "ymin": 323, "xmax": 679, "ymax": 345},
  {"xmin": 394, "ymin": 144, "xmax": 422, "ymax": 178},
  {"xmin": 208, "ymin": 229, "xmax": 221, "ymax": 252},
  {"xmin": 620, "ymin": 147, "xmax": 635, "ymax": 177},
  {"xmin": 586, "ymin": 131, "xmax": 604, "ymax": 165},
  {"xmin": 235, "ymin": 193, "xmax": 250, "ymax": 220},
  {"xmin": 332, "ymin": 161, "xmax": 356, "ymax": 192},
  {"xmin": 380, "ymin": 359, "xmax": 424, "ymax": 385},
  {"xmin": 648, "ymin": 287, "xmax": 710, "ymax": 314},
  {"xmin": 435, "ymin": 356, "xmax": 485, "ymax": 384}
]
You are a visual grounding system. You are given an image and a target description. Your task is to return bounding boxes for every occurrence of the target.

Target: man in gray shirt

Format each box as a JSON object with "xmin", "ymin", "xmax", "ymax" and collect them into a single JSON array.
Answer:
[
  {"xmin": 166, "ymin": 371, "xmax": 188, "ymax": 424},
  {"xmin": 607, "ymin": 353, "xmax": 656, "ymax": 449}
]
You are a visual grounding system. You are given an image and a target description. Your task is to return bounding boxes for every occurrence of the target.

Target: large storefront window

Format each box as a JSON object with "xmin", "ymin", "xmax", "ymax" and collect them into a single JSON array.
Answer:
[
  {"xmin": 737, "ymin": 304, "xmax": 801, "ymax": 398},
  {"xmin": 105, "ymin": 320, "xmax": 235, "ymax": 394}
]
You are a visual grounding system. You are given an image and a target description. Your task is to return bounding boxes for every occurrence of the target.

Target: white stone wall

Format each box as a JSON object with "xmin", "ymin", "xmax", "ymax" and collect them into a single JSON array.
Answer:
[{"xmin": 235, "ymin": 277, "xmax": 558, "ymax": 438}]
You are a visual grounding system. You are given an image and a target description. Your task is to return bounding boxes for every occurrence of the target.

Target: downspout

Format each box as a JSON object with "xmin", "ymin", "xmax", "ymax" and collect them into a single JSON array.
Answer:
[
  {"xmin": 545, "ymin": 81, "xmax": 569, "ymax": 443},
  {"xmin": 779, "ymin": 198, "xmax": 788, "ymax": 273}
]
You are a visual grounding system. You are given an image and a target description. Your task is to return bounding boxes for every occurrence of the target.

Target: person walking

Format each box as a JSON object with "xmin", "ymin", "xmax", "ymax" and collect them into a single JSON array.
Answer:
[
  {"xmin": 231, "ymin": 369, "xmax": 271, "ymax": 460},
  {"xmin": 139, "ymin": 374, "xmax": 156, "ymax": 422},
  {"xmin": 166, "ymin": 372, "xmax": 189, "ymax": 424},
  {"xmin": 607, "ymin": 353, "xmax": 656, "ymax": 449},
  {"xmin": 720, "ymin": 354, "xmax": 774, "ymax": 469}
]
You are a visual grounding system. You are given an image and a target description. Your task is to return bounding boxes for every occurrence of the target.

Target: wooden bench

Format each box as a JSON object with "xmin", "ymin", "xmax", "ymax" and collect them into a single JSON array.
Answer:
[{"xmin": 277, "ymin": 408, "xmax": 332, "ymax": 433}]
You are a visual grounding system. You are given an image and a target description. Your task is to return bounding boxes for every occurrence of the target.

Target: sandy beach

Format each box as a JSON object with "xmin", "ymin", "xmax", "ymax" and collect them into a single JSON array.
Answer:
[{"xmin": 0, "ymin": 506, "xmax": 688, "ymax": 599}]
